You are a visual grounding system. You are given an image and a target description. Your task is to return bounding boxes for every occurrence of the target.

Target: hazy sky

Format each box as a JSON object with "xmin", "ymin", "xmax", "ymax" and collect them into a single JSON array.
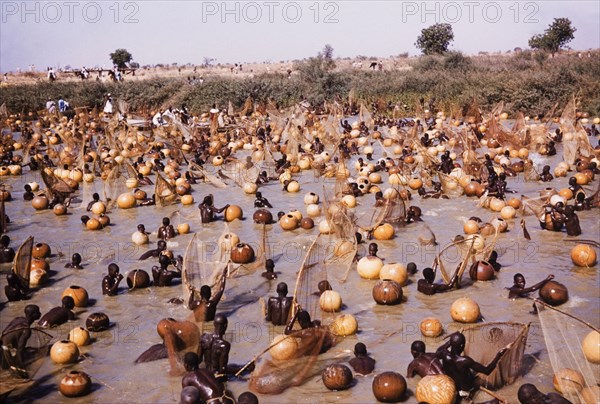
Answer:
[{"xmin": 1, "ymin": 1, "xmax": 599, "ymax": 72}]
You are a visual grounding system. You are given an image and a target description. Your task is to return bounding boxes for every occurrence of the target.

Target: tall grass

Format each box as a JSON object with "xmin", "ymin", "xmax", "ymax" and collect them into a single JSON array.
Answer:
[{"xmin": 1, "ymin": 52, "xmax": 599, "ymax": 117}]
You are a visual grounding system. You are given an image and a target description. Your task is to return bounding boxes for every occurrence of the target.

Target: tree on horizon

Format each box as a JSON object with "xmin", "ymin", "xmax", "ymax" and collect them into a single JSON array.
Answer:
[
  {"xmin": 110, "ymin": 49, "xmax": 133, "ymax": 68},
  {"xmin": 529, "ymin": 18, "xmax": 576, "ymax": 56},
  {"xmin": 415, "ymin": 23, "xmax": 454, "ymax": 55}
]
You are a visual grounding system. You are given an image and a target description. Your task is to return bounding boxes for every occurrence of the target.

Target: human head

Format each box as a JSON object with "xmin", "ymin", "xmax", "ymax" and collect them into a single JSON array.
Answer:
[
  {"xmin": 200, "ymin": 285, "xmax": 211, "ymax": 300},
  {"xmin": 93, "ymin": 193, "xmax": 100, "ymax": 201},
  {"xmin": 180, "ymin": 386, "xmax": 201, "ymax": 404},
  {"xmin": 24, "ymin": 184, "xmax": 32, "ymax": 192},
  {"xmin": 72, "ymin": 253, "xmax": 82, "ymax": 264},
  {"xmin": 276, "ymin": 282, "xmax": 288, "ymax": 296},
  {"xmin": 318, "ymin": 280, "xmax": 332, "ymax": 293},
  {"xmin": 183, "ymin": 352, "xmax": 200, "ymax": 371},
  {"xmin": 0, "ymin": 235, "xmax": 9, "ymax": 247},
  {"xmin": 25, "ymin": 304, "xmax": 41, "ymax": 322},
  {"xmin": 162, "ymin": 217, "xmax": 170, "ymax": 226},
  {"xmin": 422, "ymin": 267, "xmax": 435, "ymax": 282},
  {"xmin": 237, "ymin": 392, "xmax": 259, "ymax": 404},
  {"xmin": 214, "ymin": 314, "xmax": 228, "ymax": 334},
  {"xmin": 514, "ymin": 273, "xmax": 525, "ymax": 287},
  {"xmin": 406, "ymin": 262, "xmax": 417, "ymax": 274},
  {"xmin": 61, "ymin": 296, "xmax": 75, "ymax": 310},
  {"xmin": 265, "ymin": 259, "xmax": 274, "ymax": 271},
  {"xmin": 137, "ymin": 224, "xmax": 146, "ymax": 232},
  {"xmin": 354, "ymin": 342, "xmax": 367, "ymax": 356},
  {"xmin": 108, "ymin": 263, "xmax": 120, "ymax": 277},
  {"xmin": 410, "ymin": 340, "xmax": 426, "ymax": 357},
  {"xmin": 449, "ymin": 332, "xmax": 466, "ymax": 353},
  {"xmin": 568, "ymin": 177, "xmax": 577, "ymax": 186},
  {"xmin": 157, "ymin": 240, "xmax": 167, "ymax": 250},
  {"xmin": 297, "ymin": 310, "xmax": 312, "ymax": 328},
  {"xmin": 517, "ymin": 383, "xmax": 544, "ymax": 404}
]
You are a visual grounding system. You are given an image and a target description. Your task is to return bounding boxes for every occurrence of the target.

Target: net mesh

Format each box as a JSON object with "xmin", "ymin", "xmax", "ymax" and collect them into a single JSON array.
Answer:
[
  {"xmin": 534, "ymin": 299, "xmax": 600, "ymax": 404},
  {"xmin": 462, "ymin": 322, "xmax": 530, "ymax": 389},
  {"xmin": 13, "ymin": 236, "xmax": 33, "ymax": 291}
]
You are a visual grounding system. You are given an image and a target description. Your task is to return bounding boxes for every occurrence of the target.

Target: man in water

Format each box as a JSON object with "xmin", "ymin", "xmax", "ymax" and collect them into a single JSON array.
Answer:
[
  {"xmin": 199, "ymin": 315, "xmax": 231, "ymax": 376},
  {"xmin": 253, "ymin": 192, "xmax": 273, "ymax": 209},
  {"xmin": 139, "ymin": 239, "xmax": 167, "ymax": 261},
  {"xmin": 517, "ymin": 383, "xmax": 572, "ymax": 404},
  {"xmin": 407, "ymin": 340, "xmax": 444, "ymax": 378},
  {"xmin": 261, "ymin": 259, "xmax": 277, "ymax": 280},
  {"xmin": 417, "ymin": 267, "xmax": 459, "ymax": 295},
  {"xmin": 152, "ymin": 254, "xmax": 180, "ymax": 287},
  {"xmin": 181, "ymin": 352, "xmax": 230, "ymax": 403},
  {"xmin": 349, "ymin": 342, "xmax": 376, "ymax": 375},
  {"xmin": 189, "ymin": 266, "xmax": 228, "ymax": 322},
  {"xmin": 4, "ymin": 273, "xmax": 28, "ymax": 301},
  {"xmin": 1, "ymin": 305, "xmax": 41, "ymax": 378},
  {"xmin": 266, "ymin": 282, "xmax": 293, "ymax": 326},
  {"xmin": 65, "ymin": 253, "xmax": 83, "ymax": 269},
  {"xmin": 436, "ymin": 332, "xmax": 508, "ymax": 396},
  {"xmin": 198, "ymin": 195, "xmax": 229, "ymax": 224},
  {"xmin": 38, "ymin": 296, "xmax": 76, "ymax": 327},
  {"xmin": 102, "ymin": 263, "xmax": 124, "ymax": 296},
  {"xmin": 0, "ymin": 235, "xmax": 15, "ymax": 263},
  {"xmin": 508, "ymin": 273, "xmax": 554, "ymax": 299},
  {"xmin": 157, "ymin": 217, "xmax": 176, "ymax": 240}
]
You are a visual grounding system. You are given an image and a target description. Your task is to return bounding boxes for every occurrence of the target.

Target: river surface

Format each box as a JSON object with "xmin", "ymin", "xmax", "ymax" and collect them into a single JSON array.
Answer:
[{"xmin": 1, "ymin": 129, "xmax": 598, "ymax": 403}]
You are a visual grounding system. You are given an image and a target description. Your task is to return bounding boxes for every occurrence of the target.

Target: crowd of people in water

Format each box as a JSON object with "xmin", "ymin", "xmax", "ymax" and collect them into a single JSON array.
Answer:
[{"xmin": 0, "ymin": 91, "xmax": 598, "ymax": 403}]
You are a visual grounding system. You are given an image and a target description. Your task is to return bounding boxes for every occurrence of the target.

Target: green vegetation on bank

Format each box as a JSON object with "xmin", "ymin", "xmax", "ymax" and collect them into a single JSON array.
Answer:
[{"xmin": 1, "ymin": 51, "xmax": 599, "ymax": 117}]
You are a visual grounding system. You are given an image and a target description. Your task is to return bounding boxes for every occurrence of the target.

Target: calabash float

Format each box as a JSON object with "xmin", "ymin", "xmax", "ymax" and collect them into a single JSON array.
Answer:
[
  {"xmin": 553, "ymin": 368, "xmax": 585, "ymax": 395},
  {"xmin": 117, "ymin": 193, "xmax": 136, "ymax": 209},
  {"xmin": 306, "ymin": 204, "xmax": 321, "ymax": 217},
  {"xmin": 50, "ymin": 340, "xmax": 80, "ymax": 364},
  {"xmin": 224, "ymin": 205, "xmax": 243, "ymax": 222},
  {"xmin": 253, "ymin": 209, "xmax": 273, "ymax": 224},
  {"xmin": 463, "ymin": 220, "xmax": 479, "ymax": 235},
  {"xmin": 231, "ymin": 243, "xmax": 255, "ymax": 264},
  {"xmin": 62, "ymin": 285, "xmax": 89, "ymax": 307},
  {"xmin": 357, "ymin": 256, "xmax": 384, "ymax": 279},
  {"xmin": 86, "ymin": 218, "xmax": 102, "ymax": 230},
  {"xmin": 469, "ymin": 261, "xmax": 495, "ymax": 281},
  {"xmin": 373, "ymin": 223, "xmax": 395, "ymax": 240},
  {"xmin": 450, "ymin": 297, "xmax": 480, "ymax": 323},
  {"xmin": 319, "ymin": 290, "xmax": 342, "ymax": 312},
  {"xmin": 32, "ymin": 195, "xmax": 49, "ymax": 210},
  {"xmin": 318, "ymin": 219, "xmax": 332, "ymax": 234},
  {"xmin": 132, "ymin": 231, "xmax": 149, "ymax": 245},
  {"xmin": 379, "ymin": 263, "xmax": 408, "ymax": 286},
  {"xmin": 582, "ymin": 330, "xmax": 600, "ymax": 364},
  {"xmin": 372, "ymin": 279, "xmax": 403, "ymax": 305},
  {"xmin": 416, "ymin": 375, "xmax": 457, "ymax": 404},
  {"xmin": 420, "ymin": 317, "xmax": 443, "ymax": 338},
  {"xmin": 32, "ymin": 243, "xmax": 51, "ymax": 259},
  {"xmin": 181, "ymin": 195, "xmax": 194, "ymax": 205},
  {"xmin": 53, "ymin": 204, "xmax": 67, "ymax": 216},
  {"xmin": 330, "ymin": 314, "xmax": 358, "ymax": 336},
  {"xmin": 333, "ymin": 240, "xmax": 354, "ymax": 257},
  {"xmin": 91, "ymin": 201, "xmax": 106, "ymax": 215},
  {"xmin": 270, "ymin": 335, "xmax": 298, "ymax": 361},
  {"xmin": 68, "ymin": 327, "xmax": 91, "ymax": 347},
  {"xmin": 372, "ymin": 372, "xmax": 407, "ymax": 403},
  {"xmin": 279, "ymin": 214, "xmax": 299, "ymax": 231},
  {"xmin": 86, "ymin": 312, "xmax": 110, "ymax": 332},
  {"xmin": 59, "ymin": 371, "xmax": 92, "ymax": 397},
  {"xmin": 304, "ymin": 192, "xmax": 319, "ymax": 205},
  {"xmin": 539, "ymin": 281, "xmax": 569, "ymax": 306},
  {"xmin": 177, "ymin": 223, "xmax": 190, "ymax": 234},
  {"xmin": 322, "ymin": 364, "xmax": 353, "ymax": 391},
  {"xmin": 218, "ymin": 232, "xmax": 240, "ymax": 252},
  {"xmin": 300, "ymin": 217, "xmax": 314, "ymax": 229},
  {"xmin": 571, "ymin": 244, "xmax": 597, "ymax": 267},
  {"xmin": 127, "ymin": 269, "xmax": 151, "ymax": 289}
]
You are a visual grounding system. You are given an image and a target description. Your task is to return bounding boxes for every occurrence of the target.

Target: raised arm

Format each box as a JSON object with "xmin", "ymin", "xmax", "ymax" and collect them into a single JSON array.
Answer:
[
  {"xmin": 210, "ymin": 267, "xmax": 228, "ymax": 305},
  {"xmin": 520, "ymin": 275, "xmax": 554, "ymax": 295}
]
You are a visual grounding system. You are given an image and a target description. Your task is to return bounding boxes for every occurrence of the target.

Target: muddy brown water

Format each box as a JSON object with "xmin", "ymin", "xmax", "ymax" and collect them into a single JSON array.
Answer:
[{"xmin": 1, "ymin": 135, "xmax": 598, "ymax": 403}]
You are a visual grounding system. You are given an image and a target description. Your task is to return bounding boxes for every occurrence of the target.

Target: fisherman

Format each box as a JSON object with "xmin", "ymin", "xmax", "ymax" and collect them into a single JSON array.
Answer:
[
  {"xmin": 198, "ymin": 195, "xmax": 229, "ymax": 224},
  {"xmin": 417, "ymin": 267, "xmax": 459, "ymax": 295},
  {"xmin": 181, "ymin": 352, "xmax": 231, "ymax": 403},
  {"xmin": 152, "ymin": 253, "xmax": 180, "ymax": 287},
  {"xmin": 261, "ymin": 259, "xmax": 277, "ymax": 280},
  {"xmin": 103, "ymin": 93, "xmax": 114, "ymax": 115},
  {"xmin": 0, "ymin": 235, "xmax": 16, "ymax": 263},
  {"xmin": 508, "ymin": 273, "xmax": 554, "ymax": 299},
  {"xmin": 188, "ymin": 265, "xmax": 228, "ymax": 322},
  {"xmin": 436, "ymin": 332, "xmax": 508, "ymax": 396},
  {"xmin": 563, "ymin": 205, "xmax": 581, "ymax": 236},
  {"xmin": 38, "ymin": 296, "xmax": 76, "ymax": 327},
  {"xmin": 22, "ymin": 184, "xmax": 34, "ymax": 201},
  {"xmin": 349, "ymin": 342, "xmax": 376, "ymax": 375},
  {"xmin": 102, "ymin": 263, "xmax": 124, "ymax": 296},
  {"xmin": 199, "ymin": 314, "xmax": 231, "ymax": 375},
  {"xmin": 266, "ymin": 282, "xmax": 293, "ymax": 326},
  {"xmin": 87, "ymin": 193, "xmax": 101, "ymax": 211},
  {"xmin": 1, "ymin": 305, "xmax": 41, "ymax": 378},
  {"xmin": 65, "ymin": 253, "xmax": 83, "ymax": 269},
  {"xmin": 139, "ymin": 239, "xmax": 167, "ymax": 261},
  {"xmin": 517, "ymin": 383, "xmax": 572, "ymax": 404},
  {"xmin": 158, "ymin": 217, "xmax": 176, "ymax": 240},
  {"xmin": 540, "ymin": 165, "xmax": 554, "ymax": 182},
  {"xmin": 407, "ymin": 340, "xmax": 444, "ymax": 378},
  {"xmin": 254, "ymin": 192, "xmax": 273, "ymax": 209},
  {"xmin": 4, "ymin": 273, "xmax": 28, "ymax": 301}
]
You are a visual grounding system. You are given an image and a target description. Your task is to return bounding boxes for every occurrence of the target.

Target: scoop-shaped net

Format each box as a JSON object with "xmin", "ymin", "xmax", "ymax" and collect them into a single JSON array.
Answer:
[
  {"xmin": 13, "ymin": 236, "xmax": 33, "ymax": 291},
  {"xmin": 155, "ymin": 172, "xmax": 177, "ymax": 207},
  {"xmin": 462, "ymin": 322, "xmax": 530, "ymax": 389},
  {"xmin": 292, "ymin": 235, "xmax": 329, "ymax": 324},
  {"xmin": 534, "ymin": 299, "xmax": 599, "ymax": 404}
]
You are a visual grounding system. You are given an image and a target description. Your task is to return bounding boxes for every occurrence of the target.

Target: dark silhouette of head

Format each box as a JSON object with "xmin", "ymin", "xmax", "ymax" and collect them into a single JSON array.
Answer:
[
  {"xmin": 276, "ymin": 282, "xmax": 288, "ymax": 296},
  {"xmin": 411, "ymin": 340, "xmax": 426, "ymax": 357},
  {"xmin": 61, "ymin": 296, "xmax": 75, "ymax": 310},
  {"xmin": 422, "ymin": 267, "xmax": 435, "ymax": 282},
  {"xmin": 183, "ymin": 352, "xmax": 200, "ymax": 371},
  {"xmin": 354, "ymin": 342, "xmax": 367, "ymax": 356}
]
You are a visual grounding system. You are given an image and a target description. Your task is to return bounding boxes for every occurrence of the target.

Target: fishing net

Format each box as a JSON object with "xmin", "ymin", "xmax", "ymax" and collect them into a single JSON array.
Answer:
[
  {"xmin": 359, "ymin": 104, "xmax": 374, "ymax": 130},
  {"xmin": 181, "ymin": 233, "xmax": 227, "ymax": 305},
  {"xmin": 220, "ymin": 159, "xmax": 260, "ymax": 188},
  {"xmin": 0, "ymin": 327, "xmax": 53, "ymax": 396},
  {"xmin": 188, "ymin": 161, "xmax": 227, "ymax": 189},
  {"xmin": 155, "ymin": 172, "xmax": 177, "ymax": 207},
  {"xmin": 561, "ymin": 97, "xmax": 594, "ymax": 168},
  {"xmin": 439, "ymin": 173, "xmax": 464, "ymax": 198},
  {"xmin": 462, "ymin": 322, "xmax": 530, "ymax": 389},
  {"xmin": 40, "ymin": 167, "xmax": 75, "ymax": 201},
  {"xmin": 534, "ymin": 299, "xmax": 599, "ymax": 403},
  {"xmin": 322, "ymin": 193, "xmax": 357, "ymax": 282},
  {"xmin": 103, "ymin": 164, "xmax": 128, "ymax": 210},
  {"xmin": 292, "ymin": 235, "xmax": 330, "ymax": 324},
  {"xmin": 248, "ymin": 327, "xmax": 341, "ymax": 395},
  {"xmin": 12, "ymin": 236, "xmax": 33, "ymax": 291}
]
